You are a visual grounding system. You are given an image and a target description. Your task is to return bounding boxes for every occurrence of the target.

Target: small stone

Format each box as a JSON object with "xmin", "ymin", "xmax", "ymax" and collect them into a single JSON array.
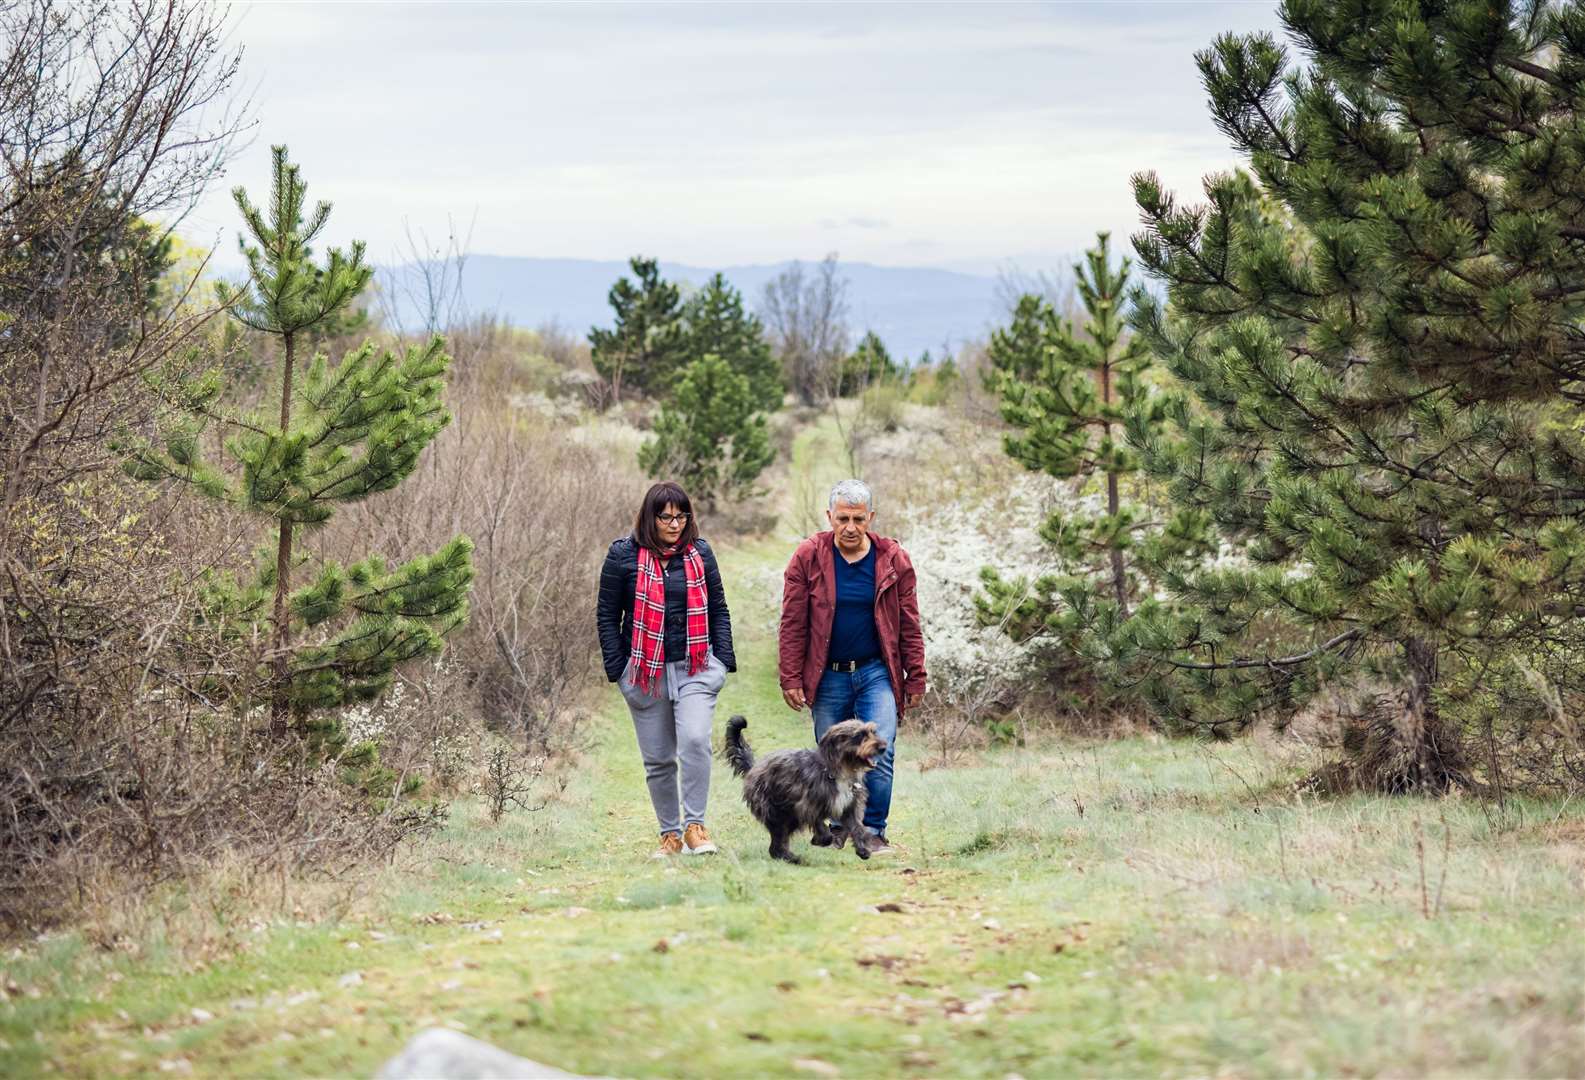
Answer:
[
  {"xmin": 338, "ymin": 972, "xmax": 364, "ymax": 989},
  {"xmin": 981, "ymin": 919, "xmax": 1001, "ymax": 931},
  {"xmin": 189, "ymin": 1008, "xmax": 213, "ymax": 1024}
]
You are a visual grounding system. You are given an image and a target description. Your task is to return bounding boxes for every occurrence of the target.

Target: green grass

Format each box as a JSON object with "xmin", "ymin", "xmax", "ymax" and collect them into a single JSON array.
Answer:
[{"xmin": 3, "ymin": 483, "xmax": 1583, "ymax": 1077}]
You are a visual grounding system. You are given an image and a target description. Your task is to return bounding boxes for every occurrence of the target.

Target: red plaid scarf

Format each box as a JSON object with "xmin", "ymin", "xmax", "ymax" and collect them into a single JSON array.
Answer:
[{"xmin": 629, "ymin": 542, "xmax": 709, "ymax": 697}]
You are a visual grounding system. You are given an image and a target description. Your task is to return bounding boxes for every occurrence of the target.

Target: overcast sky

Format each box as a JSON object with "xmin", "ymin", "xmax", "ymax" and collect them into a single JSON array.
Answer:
[{"xmin": 185, "ymin": 1, "xmax": 1286, "ymax": 275}]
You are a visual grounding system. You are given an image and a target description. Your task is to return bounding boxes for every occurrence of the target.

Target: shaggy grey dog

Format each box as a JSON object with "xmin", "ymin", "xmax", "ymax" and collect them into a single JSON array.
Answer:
[{"xmin": 723, "ymin": 715, "xmax": 888, "ymax": 864}]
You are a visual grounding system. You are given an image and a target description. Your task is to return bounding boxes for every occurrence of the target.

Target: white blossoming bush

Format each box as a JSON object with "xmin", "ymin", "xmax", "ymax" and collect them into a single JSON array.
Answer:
[
  {"xmin": 739, "ymin": 560, "xmax": 791, "ymax": 637},
  {"xmin": 507, "ymin": 390, "xmax": 584, "ymax": 423},
  {"xmin": 859, "ymin": 409, "xmax": 1108, "ymax": 751},
  {"xmin": 334, "ymin": 658, "xmax": 476, "ymax": 793}
]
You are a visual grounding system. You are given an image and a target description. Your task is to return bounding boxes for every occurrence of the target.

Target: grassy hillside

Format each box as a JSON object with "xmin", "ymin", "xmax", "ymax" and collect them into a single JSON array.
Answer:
[{"xmin": 1, "ymin": 526, "xmax": 1581, "ymax": 1079}]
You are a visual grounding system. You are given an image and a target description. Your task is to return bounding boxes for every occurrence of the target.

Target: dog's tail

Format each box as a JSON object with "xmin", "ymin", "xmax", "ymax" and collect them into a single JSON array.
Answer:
[{"xmin": 723, "ymin": 715, "xmax": 754, "ymax": 777}]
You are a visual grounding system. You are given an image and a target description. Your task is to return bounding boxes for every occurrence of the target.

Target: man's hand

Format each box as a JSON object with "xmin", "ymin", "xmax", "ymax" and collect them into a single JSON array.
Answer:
[
  {"xmin": 782, "ymin": 687, "xmax": 807, "ymax": 711},
  {"xmin": 905, "ymin": 691, "xmax": 925, "ymax": 712}
]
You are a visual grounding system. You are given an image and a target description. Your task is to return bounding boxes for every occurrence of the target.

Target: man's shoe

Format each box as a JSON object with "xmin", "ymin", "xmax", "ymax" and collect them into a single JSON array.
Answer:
[
  {"xmin": 682, "ymin": 823, "xmax": 718, "ymax": 855},
  {"xmin": 867, "ymin": 833, "xmax": 897, "ymax": 856},
  {"xmin": 652, "ymin": 832, "xmax": 683, "ymax": 858}
]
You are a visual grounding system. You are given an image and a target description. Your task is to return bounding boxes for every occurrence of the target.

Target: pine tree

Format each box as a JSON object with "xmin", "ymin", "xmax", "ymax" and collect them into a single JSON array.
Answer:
[
  {"xmin": 839, "ymin": 331, "xmax": 900, "ymax": 393},
  {"xmin": 638, "ymin": 353, "xmax": 773, "ymax": 505},
  {"xmin": 1119, "ymin": 1, "xmax": 1585, "ymax": 790},
  {"xmin": 589, "ymin": 256, "xmax": 688, "ymax": 402},
  {"xmin": 980, "ymin": 233, "xmax": 1163, "ymax": 627},
  {"xmin": 125, "ymin": 146, "xmax": 473, "ymax": 736},
  {"xmin": 683, "ymin": 272, "xmax": 783, "ymax": 412}
]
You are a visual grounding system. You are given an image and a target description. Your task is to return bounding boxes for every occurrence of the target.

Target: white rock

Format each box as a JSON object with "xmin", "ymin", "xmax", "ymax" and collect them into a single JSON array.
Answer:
[
  {"xmin": 375, "ymin": 1028, "xmax": 594, "ymax": 1079},
  {"xmin": 338, "ymin": 972, "xmax": 364, "ymax": 989}
]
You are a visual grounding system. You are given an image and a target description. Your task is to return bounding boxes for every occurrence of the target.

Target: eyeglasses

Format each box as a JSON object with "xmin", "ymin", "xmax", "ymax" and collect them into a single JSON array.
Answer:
[{"xmin": 656, "ymin": 513, "xmax": 689, "ymax": 525}]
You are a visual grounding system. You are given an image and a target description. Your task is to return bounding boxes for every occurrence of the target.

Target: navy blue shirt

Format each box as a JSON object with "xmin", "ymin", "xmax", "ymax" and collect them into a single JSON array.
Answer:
[{"xmin": 829, "ymin": 542, "xmax": 881, "ymax": 663}]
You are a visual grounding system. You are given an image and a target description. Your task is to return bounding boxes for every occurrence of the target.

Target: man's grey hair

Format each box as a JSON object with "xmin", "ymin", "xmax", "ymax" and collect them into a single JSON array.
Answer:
[{"xmin": 828, "ymin": 479, "xmax": 874, "ymax": 512}]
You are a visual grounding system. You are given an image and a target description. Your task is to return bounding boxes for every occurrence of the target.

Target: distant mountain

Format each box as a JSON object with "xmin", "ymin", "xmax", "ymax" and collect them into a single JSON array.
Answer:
[{"xmin": 376, "ymin": 255, "xmax": 1018, "ymax": 360}]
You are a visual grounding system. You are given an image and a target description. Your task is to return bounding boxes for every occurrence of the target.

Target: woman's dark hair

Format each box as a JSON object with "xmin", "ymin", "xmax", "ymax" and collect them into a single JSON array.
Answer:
[{"xmin": 633, "ymin": 481, "xmax": 699, "ymax": 553}]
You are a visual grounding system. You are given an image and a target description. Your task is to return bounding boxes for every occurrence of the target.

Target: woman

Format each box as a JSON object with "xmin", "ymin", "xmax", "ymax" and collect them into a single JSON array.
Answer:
[{"xmin": 596, "ymin": 481, "xmax": 735, "ymax": 857}]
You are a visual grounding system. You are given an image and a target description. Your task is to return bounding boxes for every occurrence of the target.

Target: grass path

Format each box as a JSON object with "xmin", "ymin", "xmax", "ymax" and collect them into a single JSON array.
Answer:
[{"xmin": 3, "ymin": 430, "xmax": 1584, "ymax": 1077}]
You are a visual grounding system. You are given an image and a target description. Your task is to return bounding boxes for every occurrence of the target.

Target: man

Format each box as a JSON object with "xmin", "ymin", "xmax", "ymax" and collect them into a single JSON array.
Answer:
[{"xmin": 779, "ymin": 478, "xmax": 925, "ymax": 855}]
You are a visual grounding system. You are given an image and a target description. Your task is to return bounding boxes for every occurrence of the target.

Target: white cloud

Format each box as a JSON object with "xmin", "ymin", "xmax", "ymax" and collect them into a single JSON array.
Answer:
[{"xmin": 186, "ymin": 1, "xmax": 1286, "ymax": 272}]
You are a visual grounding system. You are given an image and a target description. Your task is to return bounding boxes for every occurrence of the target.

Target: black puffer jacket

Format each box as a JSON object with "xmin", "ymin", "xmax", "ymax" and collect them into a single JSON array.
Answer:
[{"xmin": 596, "ymin": 536, "xmax": 736, "ymax": 683}]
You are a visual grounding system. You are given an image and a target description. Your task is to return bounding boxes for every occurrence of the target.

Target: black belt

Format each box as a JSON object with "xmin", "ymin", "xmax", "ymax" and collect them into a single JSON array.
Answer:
[{"xmin": 828, "ymin": 657, "xmax": 877, "ymax": 672}]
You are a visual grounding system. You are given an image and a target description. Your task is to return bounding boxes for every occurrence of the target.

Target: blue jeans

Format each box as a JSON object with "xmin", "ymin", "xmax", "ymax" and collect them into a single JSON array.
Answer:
[{"xmin": 812, "ymin": 658, "xmax": 897, "ymax": 837}]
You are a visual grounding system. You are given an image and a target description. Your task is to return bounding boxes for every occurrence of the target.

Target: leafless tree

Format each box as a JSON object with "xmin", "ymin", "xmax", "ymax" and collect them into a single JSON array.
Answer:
[
  {"xmin": 1, "ymin": 0, "xmax": 250, "ymax": 722},
  {"xmin": 377, "ymin": 212, "xmax": 476, "ymax": 336},
  {"xmin": 0, "ymin": 0, "xmax": 278, "ymax": 926},
  {"xmin": 759, "ymin": 253, "xmax": 850, "ymax": 406},
  {"xmin": 1, "ymin": 0, "xmax": 249, "ymax": 503},
  {"xmin": 993, "ymin": 261, "xmax": 1077, "ymax": 321}
]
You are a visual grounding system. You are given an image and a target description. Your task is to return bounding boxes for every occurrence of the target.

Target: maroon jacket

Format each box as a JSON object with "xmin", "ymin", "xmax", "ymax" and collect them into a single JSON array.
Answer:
[{"xmin": 779, "ymin": 532, "xmax": 926, "ymax": 715}]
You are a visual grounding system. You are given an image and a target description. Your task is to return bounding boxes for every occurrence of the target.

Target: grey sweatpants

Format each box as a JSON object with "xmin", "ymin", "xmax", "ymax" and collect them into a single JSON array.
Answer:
[{"xmin": 618, "ymin": 650, "xmax": 727, "ymax": 835}]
